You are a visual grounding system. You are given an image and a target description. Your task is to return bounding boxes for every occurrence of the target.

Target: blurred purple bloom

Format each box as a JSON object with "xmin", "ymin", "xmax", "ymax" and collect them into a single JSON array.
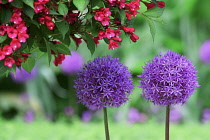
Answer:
[
  {"xmin": 74, "ymin": 55, "xmax": 134, "ymax": 110},
  {"xmin": 64, "ymin": 106, "xmax": 74, "ymax": 116},
  {"xmin": 10, "ymin": 67, "xmax": 37, "ymax": 83},
  {"xmin": 199, "ymin": 40, "xmax": 210, "ymax": 64},
  {"xmin": 24, "ymin": 110, "xmax": 35, "ymax": 123},
  {"xmin": 202, "ymin": 108, "xmax": 210, "ymax": 123},
  {"xmin": 128, "ymin": 108, "xmax": 147, "ymax": 124},
  {"xmin": 20, "ymin": 92, "xmax": 29, "ymax": 102},
  {"xmin": 170, "ymin": 108, "xmax": 182, "ymax": 124},
  {"xmin": 60, "ymin": 51, "xmax": 84, "ymax": 75},
  {"xmin": 138, "ymin": 50, "xmax": 199, "ymax": 106},
  {"xmin": 82, "ymin": 111, "xmax": 92, "ymax": 122}
]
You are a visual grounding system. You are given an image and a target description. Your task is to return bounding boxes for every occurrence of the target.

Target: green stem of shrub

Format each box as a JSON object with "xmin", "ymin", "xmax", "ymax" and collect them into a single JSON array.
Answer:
[
  {"xmin": 103, "ymin": 107, "xmax": 110, "ymax": 140},
  {"xmin": 165, "ymin": 105, "xmax": 170, "ymax": 140}
]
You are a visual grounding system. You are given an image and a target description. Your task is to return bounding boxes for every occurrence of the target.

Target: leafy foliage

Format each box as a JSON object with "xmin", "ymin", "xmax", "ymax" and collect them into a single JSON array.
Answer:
[{"xmin": 0, "ymin": 0, "xmax": 165, "ymax": 75}]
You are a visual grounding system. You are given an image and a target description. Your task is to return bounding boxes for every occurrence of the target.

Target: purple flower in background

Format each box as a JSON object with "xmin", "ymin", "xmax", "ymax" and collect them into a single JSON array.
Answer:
[
  {"xmin": 82, "ymin": 111, "xmax": 92, "ymax": 122},
  {"xmin": 202, "ymin": 108, "xmax": 210, "ymax": 123},
  {"xmin": 74, "ymin": 55, "xmax": 134, "ymax": 110},
  {"xmin": 64, "ymin": 106, "xmax": 74, "ymax": 116},
  {"xmin": 127, "ymin": 108, "xmax": 147, "ymax": 124},
  {"xmin": 24, "ymin": 110, "xmax": 35, "ymax": 123},
  {"xmin": 60, "ymin": 51, "xmax": 84, "ymax": 75},
  {"xmin": 138, "ymin": 50, "xmax": 199, "ymax": 106},
  {"xmin": 170, "ymin": 108, "xmax": 182, "ymax": 124},
  {"xmin": 10, "ymin": 67, "xmax": 37, "ymax": 83},
  {"xmin": 20, "ymin": 92, "xmax": 29, "ymax": 102},
  {"xmin": 199, "ymin": 40, "xmax": 210, "ymax": 64}
]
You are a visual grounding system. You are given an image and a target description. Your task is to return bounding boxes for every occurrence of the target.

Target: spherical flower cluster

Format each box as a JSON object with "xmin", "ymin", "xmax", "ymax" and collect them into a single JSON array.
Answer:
[
  {"xmin": 199, "ymin": 40, "xmax": 210, "ymax": 64},
  {"xmin": 138, "ymin": 50, "xmax": 199, "ymax": 106},
  {"xmin": 60, "ymin": 51, "xmax": 84, "ymax": 75},
  {"xmin": 74, "ymin": 55, "xmax": 134, "ymax": 110},
  {"xmin": 10, "ymin": 66, "xmax": 37, "ymax": 83}
]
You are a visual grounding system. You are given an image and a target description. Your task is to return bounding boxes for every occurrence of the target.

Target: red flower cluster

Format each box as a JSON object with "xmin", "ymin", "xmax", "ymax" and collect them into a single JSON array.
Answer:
[
  {"xmin": 95, "ymin": 28, "xmax": 122, "ymax": 50},
  {"xmin": 125, "ymin": 0, "xmax": 140, "ymax": 20},
  {"xmin": 94, "ymin": 8, "xmax": 111, "ymax": 26},
  {"xmin": 106, "ymin": 0, "xmax": 140, "ymax": 20},
  {"xmin": 65, "ymin": 11, "xmax": 79, "ymax": 24},
  {"xmin": 144, "ymin": 1, "xmax": 165, "ymax": 10},
  {"xmin": 0, "ymin": 8, "xmax": 29, "ymax": 67},
  {"xmin": 34, "ymin": 0, "xmax": 54, "ymax": 30},
  {"xmin": 121, "ymin": 26, "xmax": 139, "ymax": 42},
  {"xmin": 93, "ymin": 0, "xmax": 140, "ymax": 50}
]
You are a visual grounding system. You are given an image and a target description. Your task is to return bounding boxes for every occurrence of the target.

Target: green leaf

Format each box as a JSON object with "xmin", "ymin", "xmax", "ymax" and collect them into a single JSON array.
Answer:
[
  {"xmin": 145, "ymin": 17, "xmax": 156, "ymax": 42},
  {"xmin": 103, "ymin": 38, "xmax": 109, "ymax": 44},
  {"xmin": 120, "ymin": 10, "xmax": 126, "ymax": 25},
  {"xmin": 22, "ymin": 0, "xmax": 34, "ymax": 8},
  {"xmin": 55, "ymin": 21, "xmax": 69, "ymax": 39},
  {"xmin": 58, "ymin": 3, "xmax": 68, "ymax": 15},
  {"xmin": 0, "ymin": 7, "xmax": 12, "ymax": 23},
  {"xmin": 85, "ymin": 33, "xmax": 95, "ymax": 55},
  {"xmin": 55, "ymin": 43, "xmax": 71, "ymax": 55},
  {"xmin": 23, "ymin": 5, "xmax": 35, "ymax": 19},
  {"xmin": 144, "ymin": 7, "xmax": 164, "ymax": 18},
  {"xmin": 73, "ymin": 0, "xmax": 90, "ymax": 12},
  {"xmin": 84, "ymin": 13, "xmax": 93, "ymax": 19},
  {"xmin": 150, "ymin": 17, "xmax": 165, "ymax": 24},
  {"xmin": 0, "ymin": 35, "xmax": 7, "ymax": 43},
  {"xmin": 49, "ymin": 10, "xmax": 60, "ymax": 15},
  {"xmin": 11, "ymin": 0, "xmax": 23, "ymax": 8},
  {"xmin": 22, "ymin": 58, "xmax": 35, "ymax": 73},
  {"xmin": 44, "ymin": 38, "xmax": 52, "ymax": 65},
  {"xmin": 0, "ymin": 61, "xmax": 7, "ymax": 76}
]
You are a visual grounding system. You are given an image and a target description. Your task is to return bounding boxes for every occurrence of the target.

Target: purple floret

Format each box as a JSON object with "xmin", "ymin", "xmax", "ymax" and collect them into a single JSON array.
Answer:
[
  {"xmin": 138, "ymin": 50, "xmax": 199, "ymax": 106},
  {"xmin": 74, "ymin": 55, "xmax": 134, "ymax": 110}
]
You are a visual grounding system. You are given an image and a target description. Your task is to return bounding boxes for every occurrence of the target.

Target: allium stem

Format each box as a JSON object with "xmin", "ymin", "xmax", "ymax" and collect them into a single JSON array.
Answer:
[
  {"xmin": 103, "ymin": 107, "xmax": 110, "ymax": 140},
  {"xmin": 165, "ymin": 105, "xmax": 170, "ymax": 140}
]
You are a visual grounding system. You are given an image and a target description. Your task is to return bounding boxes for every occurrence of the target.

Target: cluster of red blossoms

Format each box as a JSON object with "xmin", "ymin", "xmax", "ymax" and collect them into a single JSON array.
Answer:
[
  {"xmin": 0, "ymin": 8, "xmax": 29, "ymax": 67},
  {"xmin": 93, "ymin": 0, "xmax": 140, "ymax": 50},
  {"xmin": 34, "ymin": 0, "xmax": 55, "ymax": 30},
  {"xmin": 0, "ymin": 0, "xmax": 165, "ymax": 69}
]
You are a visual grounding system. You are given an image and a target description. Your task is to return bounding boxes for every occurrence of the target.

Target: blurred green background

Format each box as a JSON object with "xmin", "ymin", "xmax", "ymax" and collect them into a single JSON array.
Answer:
[{"xmin": 0, "ymin": 0, "xmax": 210, "ymax": 139}]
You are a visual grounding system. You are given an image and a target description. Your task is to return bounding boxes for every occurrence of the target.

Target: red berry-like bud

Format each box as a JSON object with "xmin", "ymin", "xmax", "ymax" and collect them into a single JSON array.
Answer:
[
  {"xmin": 46, "ymin": 21, "xmax": 55, "ymax": 30},
  {"xmin": 130, "ymin": 33, "xmax": 139, "ymax": 42},
  {"xmin": 4, "ymin": 57, "xmax": 15, "ymax": 67}
]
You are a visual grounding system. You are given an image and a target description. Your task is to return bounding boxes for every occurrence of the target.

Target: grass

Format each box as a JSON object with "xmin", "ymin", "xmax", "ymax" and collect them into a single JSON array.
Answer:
[{"xmin": 1, "ymin": 119, "xmax": 210, "ymax": 140}]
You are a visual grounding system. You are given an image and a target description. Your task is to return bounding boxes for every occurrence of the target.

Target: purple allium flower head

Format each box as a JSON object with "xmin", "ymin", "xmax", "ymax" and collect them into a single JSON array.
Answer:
[
  {"xmin": 74, "ymin": 55, "xmax": 134, "ymax": 110},
  {"xmin": 82, "ymin": 111, "xmax": 92, "ymax": 122},
  {"xmin": 138, "ymin": 50, "xmax": 199, "ymax": 106},
  {"xmin": 64, "ymin": 106, "xmax": 74, "ymax": 116},
  {"xmin": 24, "ymin": 110, "xmax": 35, "ymax": 123},
  {"xmin": 199, "ymin": 40, "xmax": 210, "ymax": 64},
  {"xmin": 202, "ymin": 108, "xmax": 210, "ymax": 123},
  {"xmin": 10, "ymin": 67, "xmax": 37, "ymax": 83},
  {"xmin": 127, "ymin": 108, "xmax": 147, "ymax": 124},
  {"xmin": 170, "ymin": 108, "xmax": 182, "ymax": 124},
  {"xmin": 60, "ymin": 51, "xmax": 84, "ymax": 75}
]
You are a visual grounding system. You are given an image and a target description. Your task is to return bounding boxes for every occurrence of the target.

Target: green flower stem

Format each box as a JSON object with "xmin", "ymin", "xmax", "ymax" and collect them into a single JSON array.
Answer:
[
  {"xmin": 103, "ymin": 107, "xmax": 110, "ymax": 140},
  {"xmin": 165, "ymin": 105, "xmax": 170, "ymax": 140}
]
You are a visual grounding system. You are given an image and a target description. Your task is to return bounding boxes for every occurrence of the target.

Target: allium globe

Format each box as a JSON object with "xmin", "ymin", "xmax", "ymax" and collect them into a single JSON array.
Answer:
[
  {"xmin": 60, "ymin": 51, "xmax": 84, "ymax": 75},
  {"xmin": 10, "ymin": 66, "xmax": 37, "ymax": 83},
  {"xmin": 199, "ymin": 40, "xmax": 210, "ymax": 64},
  {"xmin": 74, "ymin": 55, "xmax": 133, "ymax": 110},
  {"xmin": 138, "ymin": 50, "xmax": 199, "ymax": 106}
]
